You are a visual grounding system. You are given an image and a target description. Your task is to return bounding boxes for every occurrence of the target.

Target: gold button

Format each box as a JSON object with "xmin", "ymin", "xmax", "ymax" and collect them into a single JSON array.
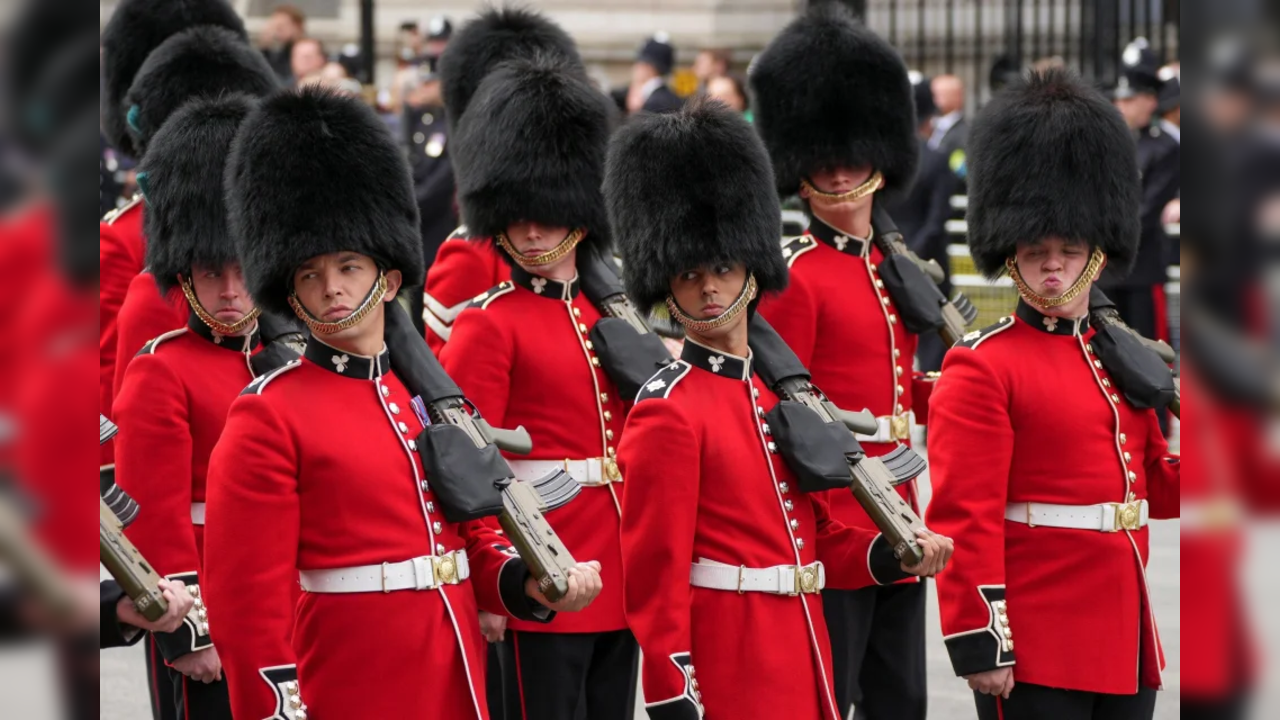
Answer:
[
  {"xmin": 1086, "ymin": 344, "xmax": 1094, "ymax": 353},
  {"xmin": 1094, "ymin": 360, "xmax": 1103, "ymax": 369},
  {"xmin": 896, "ymin": 404, "xmax": 904, "ymax": 414},
  {"xmin": 433, "ymin": 521, "xmax": 443, "ymax": 534},
  {"xmin": 1111, "ymin": 394, "xmax": 1120, "ymax": 403},
  {"xmin": 889, "ymin": 314, "xmax": 898, "ymax": 324},
  {"xmin": 573, "ymin": 307, "xmax": 582, "ymax": 317},
  {"xmin": 600, "ymin": 393, "xmax": 609, "ymax": 403},
  {"xmin": 606, "ymin": 429, "xmax": 614, "ymax": 440},
  {"xmin": 1123, "ymin": 452, "xmax": 1132, "ymax": 463},
  {"xmin": 784, "ymin": 500, "xmax": 794, "ymax": 512},
  {"xmin": 779, "ymin": 482, "xmax": 789, "ymax": 494},
  {"xmin": 578, "ymin": 323, "xmax": 588, "ymax": 333},
  {"xmin": 896, "ymin": 366, "xmax": 904, "ymax": 377},
  {"xmin": 591, "ymin": 357, "xmax": 601, "ymax": 368},
  {"xmin": 1119, "ymin": 433, "xmax": 1128, "ymax": 444},
  {"xmin": 1102, "ymin": 379, "xmax": 1111, "ymax": 388},
  {"xmin": 607, "ymin": 446, "xmax": 616, "ymax": 458},
  {"xmin": 896, "ymin": 384, "xmax": 905, "ymax": 395},
  {"xmin": 881, "ymin": 296, "xmax": 891, "ymax": 306},
  {"xmin": 789, "ymin": 518, "xmax": 799, "ymax": 530},
  {"xmin": 893, "ymin": 349, "xmax": 901, "ymax": 359},
  {"xmin": 603, "ymin": 410, "xmax": 613, "ymax": 422},
  {"xmin": 876, "ymin": 279, "xmax": 885, "ymax": 289},
  {"xmin": 585, "ymin": 341, "xmax": 594, "ymax": 350},
  {"xmin": 1128, "ymin": 471, "xmax": 1137, "ymax": 482}
]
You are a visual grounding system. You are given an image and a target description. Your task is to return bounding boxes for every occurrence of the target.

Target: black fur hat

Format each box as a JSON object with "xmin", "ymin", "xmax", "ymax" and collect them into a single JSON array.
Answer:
[
  {"xmin": 124, "ymin": 26, "xmax": 279, "ymax": 158},
  {"xmin": 438, "ymin": 6, "xmax": 582, "ymax": 131},
  {"xmin": 966, "ymin": 69, "xmax": 1140, "ymax": 278},
  {"xmin": 751, "ymin": 4, "xmax": 917, "ymax": 197},
  {"xmin": 227, "ymin": 87, "xmax": 424, "ymax": 317},
  {"xmin": 452, "ymin": 57, "xmax": 610, "ymax": 254},
  {"xmin": 100, "ymin": 0, "xmax": 247, "ymax": 158},
  {"xmin": 4, "ymin": 1, "xmax": 96, "ymax": 156},
  {"xmin": 605, "ymin": 98, "xmax": 785, "ymax": 312},
  {"xmin": 140, "ymin": 94, "xmax": 256, "ymax": 294}
]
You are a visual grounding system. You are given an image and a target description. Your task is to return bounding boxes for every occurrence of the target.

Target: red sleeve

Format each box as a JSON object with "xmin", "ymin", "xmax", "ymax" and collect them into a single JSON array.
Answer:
[
  {"xmin": 203, "ymin": 395, "xmax": 303, "ymax": 719},
  {"xmin": 438, "ymin": 307, "xmax": 512, "ymax": 425},
  {"xmin": 112, "ymin": 275, "xmax": 187, "ymax": 398},
  {"xmin": 618, "ymin": 399, "xmax": 704, "ymax": 717},
  {"xmin": 924, "ymin": 347, "xmax": 1017, "ymax": 677},
  {"xmin": 812, "ymin": 492, "xmax": 910, "ymax": 589},
  {"xmin": 99, "ymin": 224, "xmax": 143, "ymax": 400},
  {"xmin": 424, "ymin": 241, "xmax": 500, "ymax": 354},
  {"xmin": 457, "ymin": 520, "xmax": 553, "ymax": 623},
  {"xmin": 1144, "ymin": 410, "xmax": 1180, "ymax": 520},
  {"xmin": 756, "ymin": 265, "xmax": 818, "ymax": 366},
  {"xmin": 113, "ymin": 353, "xmax": 207, "ymax": 661}
]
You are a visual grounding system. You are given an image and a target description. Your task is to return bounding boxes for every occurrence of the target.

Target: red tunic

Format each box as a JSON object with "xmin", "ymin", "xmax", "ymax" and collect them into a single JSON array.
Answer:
[
  {"xmin": 619, "ymin": 340, "xmax": 910, "ymax": 720},
  {"xmin": 422, "ymin": 232, "xmax": 509, "ymax": 354},
  {"xmin": 98, "ymin": 195, "xmax": 145, "ymax": 468},
  {"xmin": 441, "ymin": 270, "xmax": 628, "ymax": 634},
  {"xmin": 757, "ymin": 217, "xmax": 921, "ymax": 545},
  {"xmin": 203, "ymin": 338, "xmax": 547, "ymax": 720},
  {"xmin": 113, "ymin": 315, "xmax": 260, "ymax": 661},
  {"xmin": 110, "ymin": 271, "xmax": 189, "ymax": 400},
  {"xmin": 925, "ymin": 302, "xmax": 1180, "ymax": 695}
]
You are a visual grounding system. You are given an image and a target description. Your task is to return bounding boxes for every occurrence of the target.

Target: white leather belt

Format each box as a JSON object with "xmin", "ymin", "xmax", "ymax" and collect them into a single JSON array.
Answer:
[
  {"xmin": 1005, "ymin": 500, "xmax": 1149, "ymax": 533},
  {"xmin": 508, "ymin": 458, "xmax": 622, "ymax": 488},
  {"xmin": 689, "ymin": 559, "xmax": 825, "ymax": 596},
  {"xmin": 298, "ymin": 551, "xmax": 470, "ymax": 594},
  {"xmin": 854, "ymin": 412, "xmax": 914, "ymax": 443},
  {"xmin": 191, "ymin": 502, "xmax": 206, "ymax": 525}
]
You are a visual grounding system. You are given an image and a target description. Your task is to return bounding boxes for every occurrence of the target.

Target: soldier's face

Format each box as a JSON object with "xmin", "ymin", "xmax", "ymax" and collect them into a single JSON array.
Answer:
[
  {"xmin": 188, "ymin": 263, "xmax": 255, "ymax": 330},
  {"xmin": 670, "ymin": 262, "xmax": 749, "ymax": 336},
  {"xmin": 802, "ymin": 165, "xmax": 878, "ymax": 213},
  {"xmin": 505, "ymin": 221, "xmax": 577, "ymax": 275},
  {"xmin": 292, "ymin": 252, "xmax": 402, "ymax": 336},
  {"xmin": 1014, "ymin": 237, "xmax": 1096, "ymax": 310}
]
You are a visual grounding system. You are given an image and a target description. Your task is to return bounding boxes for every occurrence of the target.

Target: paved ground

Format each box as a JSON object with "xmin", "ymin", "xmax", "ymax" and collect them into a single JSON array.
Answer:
[{"xmin": 93, "ymin": 465, "xmax": 1182, "ymax": 720}]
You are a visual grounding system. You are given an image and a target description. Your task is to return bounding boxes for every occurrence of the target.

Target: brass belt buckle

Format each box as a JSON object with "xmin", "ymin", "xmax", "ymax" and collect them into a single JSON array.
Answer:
[
  {"xmin": 1112, "ymin": 501, "xmax": 1141, "ymax": 532},
  {"xmin": 890, "ymin": 414, "xmax": 910, "ymax": 441},
  {"xmin": 434, "ymin": 553, "xmax": 458, "ymax": 585},
  {"xmin": 604, "ymin": 457, "xmax": 623, "ymax": 484},
  {"xmin": 795, "ymin": 565, "xmax": 819, "ymax": 595}
]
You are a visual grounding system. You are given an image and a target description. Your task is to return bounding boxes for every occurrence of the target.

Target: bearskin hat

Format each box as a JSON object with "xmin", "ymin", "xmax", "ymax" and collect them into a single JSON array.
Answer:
[
  {"xmin": 48, "ymin": 109, "xmax": 102, "ymax": 286},
  {"xmin": 124, "ymin": 26, "xmax": 279, "ymax": 157},
  {"xmin": 227, "ymin": 87, "xmax": 423, "ymax": 317},
  {"xmin": 438, "ymin": 6, "xmax": 582, "ymax": 131},
  {"xmin": 4, "ymin": 1, "xmax": 96, "ymax": 156},
  {"xmin": 100, "ymin": 0, "xmax": 247, "ymax": 158},
  {"xmin": 751, "ymin": 3, "xmax": 917, "ymax": 198},
  {"xmin": 452, "ymin": 57, "xmax": 610, "ymax": 254},
  {"xmin": 966, "ymin": 69, "xmax": 1140, "ymax": 278},
  {"xmin": 605, "ymin": 98, "xmax": 785, "ymax": 313},
  {"xmin": 140, "ymin": 94, "xmax": 257, "ymax": 294}
]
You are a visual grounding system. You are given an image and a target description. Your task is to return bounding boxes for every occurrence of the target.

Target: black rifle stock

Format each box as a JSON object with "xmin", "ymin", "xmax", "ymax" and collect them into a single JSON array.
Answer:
[
  {"xmin": 871, "ymin": 205, "xmax": 977, "ymax": 346},
  {"xmin": 97, "ymin": 416, "xmax": 168, "ymax": 620},
  {"xmin": 383, "ymin": 304, "xmax": 574, "ymax": 601}
]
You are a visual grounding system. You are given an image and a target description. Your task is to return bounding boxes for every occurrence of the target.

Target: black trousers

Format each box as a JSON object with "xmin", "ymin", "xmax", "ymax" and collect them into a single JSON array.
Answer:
[
  {"xmin": 143, "ymin": 636, "xmax": 232, "ymax": 720},
  {"xmin": 492, "ymin": 629, "xmax": 638, "ymax": 720},
  {"xmin": 975, "ymin": 682, "xmax": 1157, "ymax": 720},
  {"xmin": 823, "ymin": 582, "xmax": 927, "ymax": 720}
]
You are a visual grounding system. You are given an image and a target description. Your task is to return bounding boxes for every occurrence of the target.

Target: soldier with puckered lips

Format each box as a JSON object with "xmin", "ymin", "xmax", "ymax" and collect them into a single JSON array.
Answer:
[
  {"xmin": 925, "ymin": 70, "xmax": 1180, "ymax": 720},
  {"xmin": 750, "ymin": 7, "xmax": 933, "ymax": 718},
  {"xmin": 202, "ymin": 87, "xmax": 603, "ymax": 720},
  {"xmin": 607, "ymin": 98, "xmax": 953, "ymax": 720},
  {"xmin": 422, "ymin": 7, "xmax": 584, "ymax": 353}
]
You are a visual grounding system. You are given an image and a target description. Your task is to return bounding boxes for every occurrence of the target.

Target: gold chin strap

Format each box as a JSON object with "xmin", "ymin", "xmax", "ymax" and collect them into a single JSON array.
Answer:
[
  {"xmin": 800, "ymin": 171, "xmax": 884, "ymax": 207},
  {"xmin": 179, "ymin": 276, "xmax": 262, "ymax": 336},
  {"xmin": 1006, "ymin": 246, "xmax": 1106, "ymax": 309},
  {"xmin": 288, "ymin": 271, "xmax": 389, "ymax": 335},
  {"xmin": 666, "ymin": 274, "xmax": 759, "ymax": 334},
  {"xmin": 496, "ymin": 228, "xmax": 585, "ymax": 267}
]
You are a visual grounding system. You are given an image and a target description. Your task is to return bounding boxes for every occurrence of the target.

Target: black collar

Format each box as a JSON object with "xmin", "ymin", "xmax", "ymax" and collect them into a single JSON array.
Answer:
[
  {"xmin": 304, "ymin": 336, "xmax": 391, "ymax": 379},
  {"xmin": 681, "ymin": 338, "xmax": 752, "ymax": 381},
  {"xmin": 187, "ymin": 312, "xmax": 260, "ymax": 352},
  {"xmin": 807, "ymin": 215, "xmax": 871, "ymax": 257},
  {"xmin": 511, "ymin": 265, "xmax": 580, "ymax": 301},
  {"xmin": 1016, "ymin": 300, "xmax": 1091, "ymax": 336}
]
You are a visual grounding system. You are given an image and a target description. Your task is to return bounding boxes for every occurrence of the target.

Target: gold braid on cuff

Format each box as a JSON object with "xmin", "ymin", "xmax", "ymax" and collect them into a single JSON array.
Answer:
[
  {"xmin": 800, "ymin": 171, "xmax": 884, "ymax": 207},
  {"xmin": 496, "ymin": 228, "xmax": 585, "ymax": 267},
  {"xmin": 1005, "ymin": 246, "xmax": 1106, "ymax": 309},
  {"xmin": 666, "ymin": 274, "xmax": 759, "ymax": 334},
  {"xmin": 180, "ymin": 276, "xmax": 262, "ymax": 336},
  {"xmin": 288, "ymin": 271, "xmax": 389, "ymax": 335}
]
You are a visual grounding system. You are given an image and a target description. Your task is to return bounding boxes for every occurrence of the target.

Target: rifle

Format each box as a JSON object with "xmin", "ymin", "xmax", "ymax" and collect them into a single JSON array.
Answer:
[
  {"xmin": 1088, "ymin": 288, "xmax": 1180, "ymax": 418},
  {"xmin": 97, "ymin": 416, "xmax": 169, "ymax": 621},
  {"xmin": 383, "ymin": 304, "xmax": 576, "ymax": 601},
  {"xmin": 576, "ymin": 249, "xmax": 928, "ymax": 564},
  {"xmin": 749, "ymin": 314, "xmax": 928, "ymax": 565},
  {"xmin": 870, "ymin": 205, "xmax": 978, "ymax": 347}
]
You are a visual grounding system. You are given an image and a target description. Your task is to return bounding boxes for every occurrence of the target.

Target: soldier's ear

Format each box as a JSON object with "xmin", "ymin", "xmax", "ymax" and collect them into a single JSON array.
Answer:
[{"xmin": 382, "ymin": 269, "xmax": 404, "ymax": 301}]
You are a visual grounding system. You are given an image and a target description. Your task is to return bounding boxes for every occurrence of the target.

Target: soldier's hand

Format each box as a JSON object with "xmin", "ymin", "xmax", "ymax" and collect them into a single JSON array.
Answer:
[
  {"xmin": 171, "ymin": 646, "xmax": 223, "ymax": 684},
  {"xmin": 966, "ymin": 667, "xmax": 1015, "ymax": 699},
  {"xmin": 526, "ymin": 561, "xmax": 603, "ymax": 613},
  {"xmin": 117, "ymin": 580, "xmax": 194, "ymax": 635},
  {"xmin": 479, "ymin": 610, "xmax": 508, "ymax": 643},
  {"xmin": 902, "ymin": 529, "xmax": 953, "ymax": 577}
]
